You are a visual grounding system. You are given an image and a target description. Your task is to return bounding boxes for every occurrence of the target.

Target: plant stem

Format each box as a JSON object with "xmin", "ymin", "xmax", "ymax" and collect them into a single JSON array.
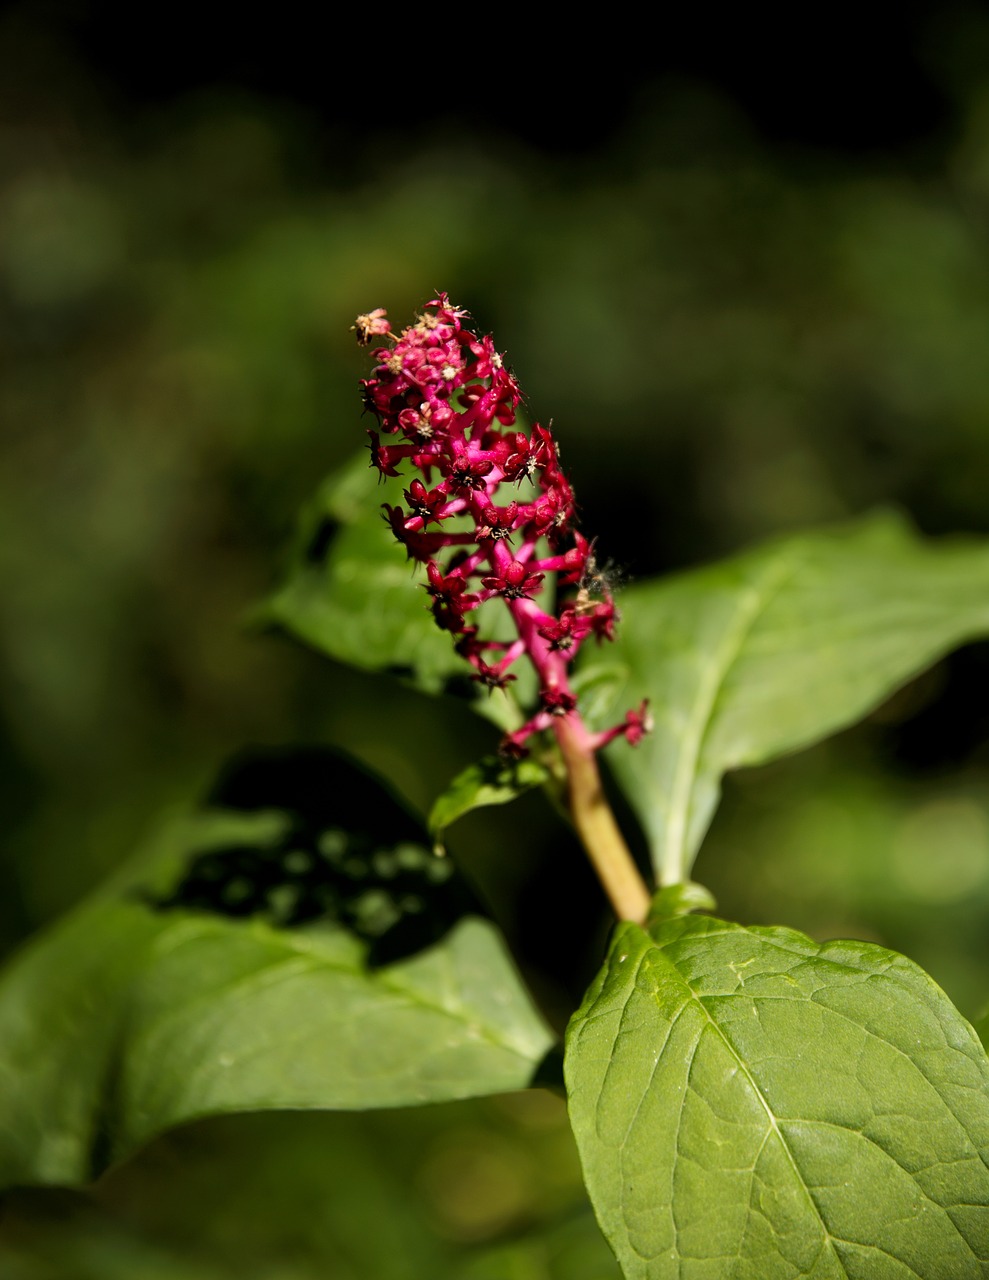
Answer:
[{"xmin": 554, "ymin": 715, "xmax": 651, "ymax": 924}]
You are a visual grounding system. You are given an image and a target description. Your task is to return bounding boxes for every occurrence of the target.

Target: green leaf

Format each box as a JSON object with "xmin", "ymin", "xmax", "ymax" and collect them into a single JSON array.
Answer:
[
  {"xmin": 566, "ymin": 914, "xmax": 989, "ymax": 1280},
  {"xmin": 260, "ymin": 452, "xmax": 464, "ymax": 695},
  {"xmin": 0, "ymin": 749, "xmax": 554, "ymax": 1188},
  {"xmin": 578, "ymin": 511, "xmax": 989, "ymax": 883},
  {"xmin": 429, "ymin": 755, "xmax": 554, "ymax": 843}
]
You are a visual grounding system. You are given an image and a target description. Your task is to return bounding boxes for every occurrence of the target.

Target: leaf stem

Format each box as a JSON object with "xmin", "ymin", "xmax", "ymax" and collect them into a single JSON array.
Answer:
[{"xmin": 553, "ymin": 715, "xmax": 651, "ymax": 924}]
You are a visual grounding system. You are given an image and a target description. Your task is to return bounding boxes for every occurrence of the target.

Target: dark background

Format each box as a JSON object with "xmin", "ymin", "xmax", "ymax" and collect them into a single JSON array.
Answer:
[{"xmin": 4, "ymin": 4, "xmax": 989, "ymax": 1275}]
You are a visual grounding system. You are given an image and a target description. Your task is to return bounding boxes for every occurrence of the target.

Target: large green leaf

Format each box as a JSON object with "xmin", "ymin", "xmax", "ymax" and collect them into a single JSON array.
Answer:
[
  {"xmin": 566, "ymin": 914, "xmax": 989, "ymax": 1279},
  {"xmin": 0, "ymin": 749, "xmax": 553, "ymax": 1188},
  {"xmin": 261, "ymin": 452, "xmax": 463, "ymax": 695},
  {"xmin": 577, "ymin": 512, "xmax": 989, "ymax": 884}
]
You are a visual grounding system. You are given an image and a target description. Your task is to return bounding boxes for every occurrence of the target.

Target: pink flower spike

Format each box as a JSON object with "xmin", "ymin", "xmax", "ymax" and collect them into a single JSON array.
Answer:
[
  {"xmin": 358, "ymin": 299, "xmax": 646, "ymax": 795},
  {"xmin": 356, "ymin": 297, "xmax": 653, "ymax": 922}
]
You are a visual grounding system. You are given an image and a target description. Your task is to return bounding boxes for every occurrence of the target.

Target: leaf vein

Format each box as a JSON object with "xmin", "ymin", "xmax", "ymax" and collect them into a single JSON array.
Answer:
[
  {"xmin": 643, "ymin": 949, "xmax": 848, "ymax": 1275},
  {"xmin": 662, "ymin": 552, "xmax": 800, "ymax": 881}
]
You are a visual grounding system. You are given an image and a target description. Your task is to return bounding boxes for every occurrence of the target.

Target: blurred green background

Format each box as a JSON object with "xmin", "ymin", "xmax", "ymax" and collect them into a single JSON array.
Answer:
[{"xmin": 4, "ymin": 3, "xmax": 989, "ymax": 1275}]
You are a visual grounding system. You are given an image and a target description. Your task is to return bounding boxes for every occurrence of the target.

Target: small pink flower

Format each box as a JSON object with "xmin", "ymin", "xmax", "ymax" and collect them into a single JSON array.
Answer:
[
  {"xmin": 352, "ymin": 308, "xmax": 391, "ymax": 344},
  {"xmin": 447, "ymin": 448, "xmax": 494, "ymax": 494},
  {"xmin": 481, "ymin": 560, "xmax": 544, "ymax": 601},
  {"xmin": 471, "ymin": 659, "xmax": 517, "ymax": 692},
  {"xmin": 475, "ymin": 501, "xmax": 520, "ymax": 543},
  {"xmin": 623, "ymin": 701, "xmax": 653, "ymax": 746},
  {"xmin": 538, "ymin": 607, "xmax": 592, "ymax": 653},
  {"xmin": 587, "ymin": 595, "xmax": 618, "ymax": 643},
  {"xmin": 425, "ymin": 561, "xmax": 479, "ymax": 614},
  {"xmin": 541, "ymin": 687, "xmax": 578, "ymax": 717},
  {"xmin": 404, "ymin": 479, "xmax": 446, "ymax": 526},
  {"xmin": 368, "ymin": 431, "xmax": 407, "ymax": 479}
]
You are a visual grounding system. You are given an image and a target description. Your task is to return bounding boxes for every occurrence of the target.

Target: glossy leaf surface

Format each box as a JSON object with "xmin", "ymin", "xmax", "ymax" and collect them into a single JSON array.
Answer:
[
  {"xmin": 566, "ymin": 914, "xmax": 989, "ymax": 1279},
  {"xmin": 0, "ymin": 750, "xmax": 553, "ymax": 1188},
  {"xmin": 578, "ymin": 513, "xmax": 989, "ymax": 883}
]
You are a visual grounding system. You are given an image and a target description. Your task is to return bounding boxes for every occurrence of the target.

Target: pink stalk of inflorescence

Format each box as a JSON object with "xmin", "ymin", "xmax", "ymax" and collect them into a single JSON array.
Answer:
[{"xmin": 354, "ymin": 295, "xmax": 650, "ymax": 763}]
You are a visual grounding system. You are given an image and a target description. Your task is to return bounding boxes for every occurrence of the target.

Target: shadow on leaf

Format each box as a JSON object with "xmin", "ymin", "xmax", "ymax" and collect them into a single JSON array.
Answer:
[
  {"xmin": 149, "ymin": 746, "xmax": 477, "ymax": 967},
  {"xmin": 303, "ymin": 515, "xmax": 339, "ymax": 563}
]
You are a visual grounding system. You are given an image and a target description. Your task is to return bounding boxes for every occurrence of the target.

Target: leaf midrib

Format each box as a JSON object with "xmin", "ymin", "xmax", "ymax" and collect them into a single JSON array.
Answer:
[
  {"xmin": 659, "ymin": 952, "xmax": 985, "ymax": 1274},
  {"xmin": 661, "ymin": 551, "xmax": 798, "ymax": 883},
  {"xmin": 701, "ymin": 988, "xmax": 989, "ymax": 1187},
  {"xmin": 640, "ymin": 946, "xmax": 847, "ymax": 1277}
]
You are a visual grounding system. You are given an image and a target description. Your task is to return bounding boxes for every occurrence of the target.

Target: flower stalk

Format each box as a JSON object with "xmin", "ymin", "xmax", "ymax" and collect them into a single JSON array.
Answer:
[{"xmin": 354, "ymin": 297, "xmax": 651, "ymax": 922}]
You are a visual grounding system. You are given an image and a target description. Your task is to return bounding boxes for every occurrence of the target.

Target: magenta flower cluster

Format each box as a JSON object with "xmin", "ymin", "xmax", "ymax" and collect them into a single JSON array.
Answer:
[{"xmin": 355, "ymin": 296, "xmax": 649, "ymax": 759}]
